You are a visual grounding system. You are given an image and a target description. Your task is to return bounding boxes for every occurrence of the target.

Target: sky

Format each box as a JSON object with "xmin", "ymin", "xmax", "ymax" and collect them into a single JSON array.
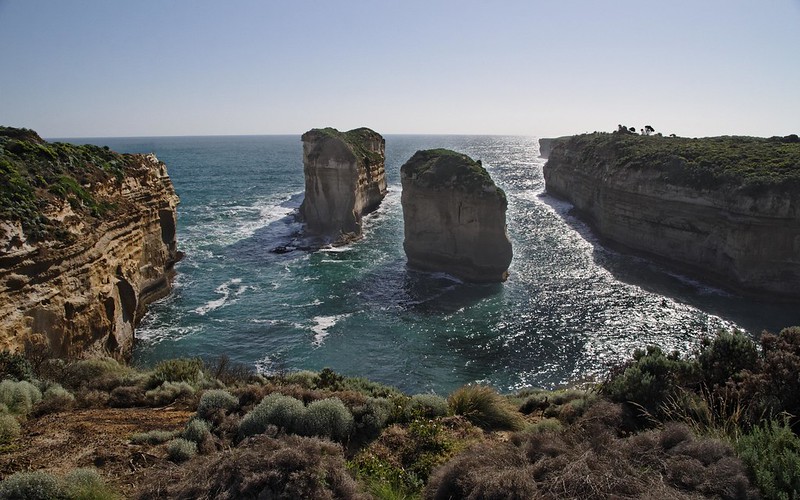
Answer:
[{"xmin": 0, "ymin": 0, "xmax": 798, "ymax": 138}]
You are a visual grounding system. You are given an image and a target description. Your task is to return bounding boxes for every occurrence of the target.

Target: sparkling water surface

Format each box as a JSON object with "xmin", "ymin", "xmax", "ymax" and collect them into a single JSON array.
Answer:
[{"xmin": 66, "ymin": 135, "xmax": 799, "ymax": 394}]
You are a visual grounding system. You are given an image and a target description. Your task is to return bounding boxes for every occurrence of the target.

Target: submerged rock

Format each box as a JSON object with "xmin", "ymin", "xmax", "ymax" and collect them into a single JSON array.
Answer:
[
  {"xmin": 299, "ymin": 127, "xmax": 387, "ymax": 245},
  {"xmin": 400, "ymin": 149, "xmax": 512, "ymax": 282}
]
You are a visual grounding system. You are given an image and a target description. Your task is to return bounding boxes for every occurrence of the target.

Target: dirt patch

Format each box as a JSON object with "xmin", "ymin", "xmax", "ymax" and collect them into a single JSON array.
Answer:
[{"xmin": 0, "ymin": 406, "xmax": 193, "ymax": 496}]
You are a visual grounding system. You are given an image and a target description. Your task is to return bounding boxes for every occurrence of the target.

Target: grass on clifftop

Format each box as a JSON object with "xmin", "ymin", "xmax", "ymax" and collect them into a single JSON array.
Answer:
[
  {"xmin": 311, "ymin": 127, "xmax": 384, "ymax": 165},
  {"xmin": 0, "ymin": 126, "xmax": 130, "ymax": 242},
  {"xmin": 400, "ymin": 148, "xmax": 506, "ymax": 202},
  {"xmin": 554, "ymin": 132, "xmax": 800, "ymax": 192}
]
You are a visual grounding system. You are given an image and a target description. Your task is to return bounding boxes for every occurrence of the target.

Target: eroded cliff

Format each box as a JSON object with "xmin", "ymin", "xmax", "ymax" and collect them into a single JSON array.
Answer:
[
  {"xmin": 543, "ymin": 132, "xmax": 800, "ymax": 299},
  {"xmin": 0, "ymin": 127, "xmax": 180, "ymax": 358},
  {"xmin": 401, "ymin": 149, "xmax": 512, "ymax": 282},
  {"xmin": 299, "ymin": 127, "xmax": 387, "ymax": 245}
]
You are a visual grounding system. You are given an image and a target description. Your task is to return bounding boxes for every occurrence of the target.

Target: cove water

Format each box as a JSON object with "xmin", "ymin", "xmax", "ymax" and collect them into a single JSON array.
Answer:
[{"xmin": 66, "ymin": 135, "xmax": 799, "ymax": 394}]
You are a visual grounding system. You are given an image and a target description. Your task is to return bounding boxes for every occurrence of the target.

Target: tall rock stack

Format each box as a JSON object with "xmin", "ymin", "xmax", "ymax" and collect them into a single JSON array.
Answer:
[
  {"xmin": 400, "ymin": 149, "xmax": 513, "ymax": 282},
  {"xmin": 300, "ymin": 127, "xmax": 387, "ymax": 244},
  {"xmin": 0, "ymin": 127, "xmax": 180, "ymax": 359}
]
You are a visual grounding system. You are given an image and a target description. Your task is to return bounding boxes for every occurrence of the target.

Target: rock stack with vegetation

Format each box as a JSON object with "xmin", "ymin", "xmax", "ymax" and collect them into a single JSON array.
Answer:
[
  {"xmin": 299, "ymin": 127, "xmax": 387, "ymax": 245},
  {"xmin": 401, "ymin": 149, "xmax": 513, "ymax": 282},
  {"xmin": 0, "ymin": 127, "xmax": 180, "ymax": 359},
  {"xmin": 1, "ymin": 326, "xmax": 799, "ymax": 498},
  {"xmin": 543, "ymin": 132, "xmax": 800, "ymax": 299}
]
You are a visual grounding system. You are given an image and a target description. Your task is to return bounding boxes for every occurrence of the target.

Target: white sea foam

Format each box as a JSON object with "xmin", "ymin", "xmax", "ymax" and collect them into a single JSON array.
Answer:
[
  {"xmin": 194, "ymin": 278, "xmax": 243, "ymax": 315},
  {"xmin": 310, "ymin": 314, "xmax": 350, "ymax": 346}
]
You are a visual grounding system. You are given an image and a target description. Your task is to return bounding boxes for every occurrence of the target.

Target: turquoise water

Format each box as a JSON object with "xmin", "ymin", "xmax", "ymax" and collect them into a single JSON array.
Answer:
[{"xmin": 67, "ymin": 135, "xmax": 799, "ymax": 394}]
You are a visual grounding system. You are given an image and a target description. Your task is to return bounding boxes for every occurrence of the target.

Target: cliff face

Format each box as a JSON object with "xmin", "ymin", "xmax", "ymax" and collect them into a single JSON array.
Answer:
[
  {"xmin": 401, "ymin": 149, "xmax": 512, "ymax": 282},
  {"xmin": 543, "ymin": 133, "xmax": 800, "ymax": 299},
  {"xmin": 299, "ymin": 127, "xmax": 387, "ymax": 244},
  {"xmin": 0, "ymin": 128, "xmax": 180, "ymax": 358},
  {"xmin": 538, "ymin": 137, "xmax": 567, "ymax": 159}
]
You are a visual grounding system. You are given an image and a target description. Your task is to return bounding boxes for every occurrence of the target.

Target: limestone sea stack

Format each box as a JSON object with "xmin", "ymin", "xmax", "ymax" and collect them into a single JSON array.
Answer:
[
  {"xmin": 299, "ymin": 127, "xmax": 387, "ymax": 245},
  {"xmin": 0, "ymin": 127, "xmax": 180, "ymax": 358},
  {"xmin": 401, "ymin": 149, "xmax": 513, "ymax": 282}
]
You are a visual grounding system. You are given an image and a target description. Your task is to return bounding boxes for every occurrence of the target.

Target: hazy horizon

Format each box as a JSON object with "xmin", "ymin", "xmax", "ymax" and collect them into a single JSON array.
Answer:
[{"xmin": 2, "ymin": 0, "xmax": 799, "ymax": 139}]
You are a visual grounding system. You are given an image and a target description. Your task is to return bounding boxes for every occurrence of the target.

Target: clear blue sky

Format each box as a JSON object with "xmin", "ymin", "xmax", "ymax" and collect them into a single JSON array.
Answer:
[{"xmin": 1, "ymin": 0, "xmax": 798, "ymax": 138}]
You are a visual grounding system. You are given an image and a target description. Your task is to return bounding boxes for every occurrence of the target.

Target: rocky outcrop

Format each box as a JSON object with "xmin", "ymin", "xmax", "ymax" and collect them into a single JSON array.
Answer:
[
  {"xmin": 299, "ymin": 127, "xmax": 386, "ymax": 244},
  {"xmin": 543, "ymin": 133, "xmax": 800, "ymax": 299},
  {"xmin": 538, "ymin": 137, "xmax": 568, "ymax": 159},
  {"xmin": 0, "ymin": 127, "xmax": 180, "ymax": 358},
  {"xmin": 401, "ymin": 149, "xmax": 512, "ymax": 282}
]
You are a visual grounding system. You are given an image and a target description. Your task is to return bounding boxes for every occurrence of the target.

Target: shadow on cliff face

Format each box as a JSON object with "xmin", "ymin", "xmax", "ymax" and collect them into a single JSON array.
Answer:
[{"xmin": 539, "ymin": 193, "xmax": 799, "ymax": 333}]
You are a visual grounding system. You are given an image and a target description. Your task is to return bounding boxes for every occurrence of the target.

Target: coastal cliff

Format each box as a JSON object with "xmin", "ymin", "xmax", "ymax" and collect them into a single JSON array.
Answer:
[
  {"xmin": 299, "ymin": 127, "xmax": 387, "ymax": 244},
  {"xmin": 538, "ymin": 137, "xmax": 567, "ymax": 159},
  {"xmin": 0, "ymin": 127, "xmax": 180, "ymax": 358},
  {"xmin": 401, "ymin": 149, "xmax": 512, "ymax": 282},
  {"xmin": 543, "ymin": 132, "xmax": 800, "ymax": 299}
]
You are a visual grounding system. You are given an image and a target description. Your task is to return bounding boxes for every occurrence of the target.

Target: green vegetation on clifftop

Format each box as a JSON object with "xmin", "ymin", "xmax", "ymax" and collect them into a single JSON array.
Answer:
[
  {"xmin": 552, "ymin": 132, "xmax": 800, "ymax": 192},
  {"xmin": 0, "ymin": 126, "xmax": 132, "ymax": 242},
  {"xmin": 400, "ymin": 148, "xmax": 506, "ymax": 202},
  {"xmin": 311, "ymin": 127, "xmax": 385, "ymax": 165}
]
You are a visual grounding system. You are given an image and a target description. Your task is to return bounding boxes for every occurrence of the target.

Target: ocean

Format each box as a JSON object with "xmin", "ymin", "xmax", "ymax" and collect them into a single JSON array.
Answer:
[{"xmin": 65, "ymin": 134, "xmax": 799, "ymax": 395}]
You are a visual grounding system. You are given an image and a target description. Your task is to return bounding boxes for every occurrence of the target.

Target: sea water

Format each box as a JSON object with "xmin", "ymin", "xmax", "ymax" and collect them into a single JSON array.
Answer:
[{"xmin": 65, "ymin": 135, "xmax": 799, "ymax": 394}]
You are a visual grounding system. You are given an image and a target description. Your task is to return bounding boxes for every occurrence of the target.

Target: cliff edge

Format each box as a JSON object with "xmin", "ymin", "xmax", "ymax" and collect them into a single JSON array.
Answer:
[
  {"xmin": 0, "ymin": 127, "xmax": 180, "ymax": 358},
  {"xmin": 543, "ymin": 132, "xmax": 800, "ymax": 299},
  {"xmin": 299, "ymin": 127, "xmax": 387, "ymax": 245},
  {"xmin": 401, "ymin": 149, "xmax": 512, "ymax": 282}
]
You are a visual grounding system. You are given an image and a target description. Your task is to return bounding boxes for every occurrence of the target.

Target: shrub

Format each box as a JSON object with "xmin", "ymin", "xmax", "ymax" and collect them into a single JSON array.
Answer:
[
  {"xmin": 130, "ymin": 429, "xmax": 179, "ymax": 445},
  {"xmin": 63, "ymin": 357, "xmax": 130, "ymax": 391},
  {"xmin": 137, "ymin": 434, "xmax": 364, "ymax": 499},
  {"xmin": 33, "ymin": 383, "xmax": 76, "ymax": 416},
  {"xmin": 523, "ymin": 417, "xmax": 564, "ymax": 434},
  {"xmin": 298, "ymin": 397, "xmax": 354, "ymax": 442},
  {"xmin": 0, "ymin": 351, "xmax": 34, "ymax": 381},
  {"xmin": 167, "ymin": 438, "xmax": 197, "ymax": 462},
  {"xmin": 238, "ymin": 393, "xmax": 305, "ymax": 439},
  {"xmin": 63, "ymin": 468, "xmax": 120, "ymax": 500},
  {"xmin": 342, "ymin": 376, "xmax": 404, "ymax": 399},
  {"xmin": 602, "ymin": 346, "xmax": 696, "ymax": 418},
  {"xmin": 203, "ymin": 355, "xmax": 256, "ymax": 386},
  {"xmin": 280, "ymin": 370, "xmax": 318, "ymax": 389},
  {"xmin": 352, "ymin": 397, "xmax": 393, "ymax": 440},
  {"xmin": 448, "ymin": 385, "xmax": 524, "ymax": 431},
  {"xmin": 424, "ymin": 442, "xmax": 537, "ymax": 500},
  {"xmin": 316, "ymin": 367, "xmax": 345, "ymax": 391},
  {"xmin": 196, "ymin": 389, "xmax": 238, "ymax": 419},
  {"xmin": 0, "ymin": 413, "xmax": 21, "ymax": 444},
  {"xmin": 408, "ymin": 394, "xmax": 449, "ymax": 419},
  {"xmin": 737, "ymin": 419, "xmax": 800, "ymax": 499},
  {"xmin": 145, "ymin": 381, "xmax": 195, "ymax": 406},
  {"xmin": 0, "ymin": 470, "xmax": 62, "ymax": 499},
  {"xmin": 183, "ymin": 418, "xmax": 212, "ymax": 444},
  {"xmin": 152, "ymin": 358, "xmax": 203, "ymax": 386},
  {"xmin": 0, "ymin": 379, "xmax": 42, "ymax": 415},
  {"xmin": 698, "ymin": 330, "xmax": 758, "ymax": 387},
  {"xmin": 107, "ymin": 385, "xmax": 148, "ymax": 408}
]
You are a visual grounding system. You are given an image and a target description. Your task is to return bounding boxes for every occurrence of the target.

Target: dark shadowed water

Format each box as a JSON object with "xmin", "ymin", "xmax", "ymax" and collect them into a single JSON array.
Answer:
[{"xmin": 64, "ymin": 134, "xmax": 799, "ymax": 394}]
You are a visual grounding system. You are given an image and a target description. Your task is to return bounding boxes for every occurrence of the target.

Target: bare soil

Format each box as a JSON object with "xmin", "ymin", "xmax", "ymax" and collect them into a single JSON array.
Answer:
[{"xmin": 0, "ymin": 406, "xmax": 193, "ymax": 497}]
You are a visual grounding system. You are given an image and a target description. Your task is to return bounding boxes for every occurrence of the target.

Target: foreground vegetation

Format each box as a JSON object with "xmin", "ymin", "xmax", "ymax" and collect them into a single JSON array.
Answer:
[
  {"xmin": 552, "ymin": 131, "xmax": 800, "ymax": 193},
  {"xmin": 1, "ymin": 327, "xmax": 799, "ymax": 498}
]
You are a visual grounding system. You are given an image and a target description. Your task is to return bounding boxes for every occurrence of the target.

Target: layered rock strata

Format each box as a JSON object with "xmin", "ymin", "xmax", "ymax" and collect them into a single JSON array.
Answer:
[
  {"xmin": 401, "ymin": 149, "xmax": 513, "ymax": 282},
  {"xmin": 299, "ymin": 127, "xmax": 387, "ymax": 244},
  {"xmin": 543, "ymin": 133, "xmax": 800, "ymax": 299},
  {"xmin": 0, "ymin": 127, "xmax": 180, "ymax": 358}
]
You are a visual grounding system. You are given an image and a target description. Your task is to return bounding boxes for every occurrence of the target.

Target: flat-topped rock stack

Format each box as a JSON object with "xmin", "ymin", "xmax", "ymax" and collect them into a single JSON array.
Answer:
[
  {"xmin": 400, "ymin": 149, "xmax": 512, "ymax": 282},
  {"xmin": 299, "ymin": 127, "xmax": 387, "ymax": 245}
]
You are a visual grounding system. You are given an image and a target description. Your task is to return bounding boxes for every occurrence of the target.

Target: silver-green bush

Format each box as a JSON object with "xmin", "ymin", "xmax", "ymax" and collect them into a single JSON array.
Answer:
[
  {"xmin": 0, "ymin": 413, "xmax": 21, "ymax": 444},
  {"xmin": 196, "ymin": 389, "xmax": 238, "ymax": 419},
  {"xmin": 167, "ymin": 438, "xmax": 198, "ymax": 462},
  {"xmin": 238, "ymin": 393, "xmax": 304, "ymax": 439},
  {"xmin": 145, "ymin": 381, "xmax": 195, "ymax": 406},
  {"xmin": 0, "ymin": 379, "xmax": 42, "ymax": 415},
  {"xmin": 183, "ymin": 418, "xmax": 212, "ymax": 444},
  {"xmin": 298, "ymin": 398, "xmax": 353, "ymax": 442},
  {"xmin": 408, "ymin": 393, "xmax": 449, "ymax": 419},
  {"xmin": 0, "ymin": 470, "xmax": 62, "ymax": 499}
]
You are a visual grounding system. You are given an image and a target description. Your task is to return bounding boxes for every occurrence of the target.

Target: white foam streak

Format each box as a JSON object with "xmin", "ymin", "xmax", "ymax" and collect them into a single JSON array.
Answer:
[
  {"xmin": 310, "ymin": 314, "xmax": 350, "ymax": 346},
  {"xmin": 194, "ymin": 278, "xmax": 242, "ymax": 315}
]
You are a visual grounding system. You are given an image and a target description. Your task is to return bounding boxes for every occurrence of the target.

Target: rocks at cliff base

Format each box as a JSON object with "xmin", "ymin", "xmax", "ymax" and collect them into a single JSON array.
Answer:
[
  {"xmin": 0, "ymin": 127, "xmax": 180, "ymax": 358},
  {"xmin": 299, "ymin": 127, "xmax": 387, "ymax": 245},
  {"xmin": 400, "ymin": 149, "xmax": 512, "ymax": 283}
]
